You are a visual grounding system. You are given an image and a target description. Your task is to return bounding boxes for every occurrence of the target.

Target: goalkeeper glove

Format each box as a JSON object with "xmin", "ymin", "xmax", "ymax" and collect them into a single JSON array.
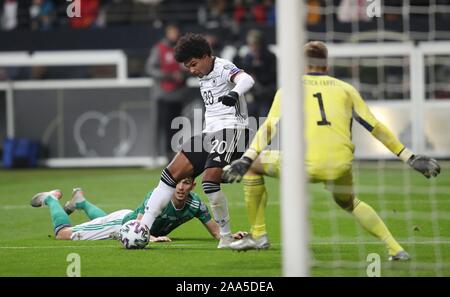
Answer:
[
  {"xmin": 407, "ymin": 154, "xmax": 441, "ymax": 179},
  {"xmin": 222, "ymin": 156, "xmax": 253, "ymax": 183},
  {"xmin": 218, "ymin": 91, "xmax": 239, "ymax": 107}
]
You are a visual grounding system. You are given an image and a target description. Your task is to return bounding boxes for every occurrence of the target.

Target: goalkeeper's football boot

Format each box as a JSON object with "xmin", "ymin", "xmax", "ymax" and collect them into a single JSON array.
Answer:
[
  {"xmin": 217, "ymin": 233, "xmax": 235, "ymax": 249},
  {"xmin": 30, "ymin": 189, "xmax": 63, "ymax": 207},
  {"xmin": 389, "ymin": 250, "xmax": 411, "ymax": 261},
  {"xmin": 229, "ymin": 234, "xmax": 270, "ymax": 251},
  {"xmin": 63, "ymin": 187, "xmax": 86, "ymax": 215}
]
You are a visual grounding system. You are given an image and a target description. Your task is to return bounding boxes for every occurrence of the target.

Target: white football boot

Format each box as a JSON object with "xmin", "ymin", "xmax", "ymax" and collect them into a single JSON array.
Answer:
[
  {"xmin": 30, "ymin": 189, "xmax": 63, "ymax": 207},
  {"xmin": 229, "ymin": 234, "xmax": 270, "ymax": 251},
  {"xmin": 63, "ymin": 187, "xmax": 86, "ymax": 215},
  {"xmin": 217, "ymin": 233, "xmax": 235, "ymax": 249}
]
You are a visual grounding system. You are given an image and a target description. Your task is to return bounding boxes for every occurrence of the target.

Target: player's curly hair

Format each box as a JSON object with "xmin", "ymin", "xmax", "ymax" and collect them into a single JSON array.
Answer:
[{"xmin": 174, "ymin": 33, "xmax": 212, "ymax": 63}]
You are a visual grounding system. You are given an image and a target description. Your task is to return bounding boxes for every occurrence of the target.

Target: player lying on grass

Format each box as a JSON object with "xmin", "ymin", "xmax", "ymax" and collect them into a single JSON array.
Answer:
[
  {"xmin": 30, "ymin": 177, "xmax": 246, "ymax": 242},
  {"xmin": 222, "ymin": 41, "xmax": 441, "ymax": 261}
]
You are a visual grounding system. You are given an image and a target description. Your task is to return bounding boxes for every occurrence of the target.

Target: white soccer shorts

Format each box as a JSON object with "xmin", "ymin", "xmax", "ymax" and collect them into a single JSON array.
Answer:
[{"xmin": 71, "ymin": 209, "xmax": 133, "ymax": 240}]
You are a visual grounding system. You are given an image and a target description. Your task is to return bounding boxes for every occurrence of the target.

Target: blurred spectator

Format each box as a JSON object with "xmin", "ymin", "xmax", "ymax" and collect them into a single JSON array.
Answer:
[
  {"xmin": 145, "ymin": 24, "xmax": 190, "ymax": 156},
  {"xmin": 337, "ymin": 0, "xmax": 370, "ymax": 23},
  {"xmin": 204, "ymin": 33, "xmax": 224, "ymax": 57},
  {"xmin": 1, "ymin": 0, "xmax": 18, "ymax": 30},
  {"xmin": 251, "ymin": 0, "xmax": 266, "ymax": 24},
  {"xmin": 246, "ymin": 0, "xmax": 275, "ymax": 26},
  {"xmin": 383, "ymin": 0, "xmax": 402, "ymax": 22},
  {"xmin": 69, "ymin": 0, "xmax": 100, "ymax": 29},
  {"xmin": 236, "ymin": 29, "xmax": 277, "ymax": 119},
  {"xmin": 232, "ymin": 0, "xmax": 248, "ymax": 24},
  {"xmin": 264, "ymin": 0, "xmax": 275, "ymax": 26},
  {"xmin": 29, "ymin": 0, "xmax": 54, "ymax": 31},
  {"xmin": 307, "ymin": 0, "xmax": 321, "ymax": 25},
  {"xmin": 132, "ymin": 0, "xmax": 163, "ymax": 27},
  {"xmin": 198, "ymin": 0, "xmax": 231, "ymax": 29}
]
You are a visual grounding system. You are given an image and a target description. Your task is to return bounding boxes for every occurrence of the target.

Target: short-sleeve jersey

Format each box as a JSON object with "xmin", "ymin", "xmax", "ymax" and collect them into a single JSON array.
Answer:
[
  {"xmin": 199, "ymin": 57, "xmax": 248, "ymax": 133},
  {"xmin": 122, "ymin": 191, "xmax": 212, "ymax": 236}
]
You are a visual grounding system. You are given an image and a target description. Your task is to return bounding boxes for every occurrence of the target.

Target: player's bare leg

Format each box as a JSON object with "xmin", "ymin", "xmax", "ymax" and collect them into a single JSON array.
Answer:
[
  {"xmin": 167, "ymin": 152, "xmax": 195, "ymax": 181},
  {"xmin": 140, "ymin": 152, "xmax": 194, "ymax": 230}
]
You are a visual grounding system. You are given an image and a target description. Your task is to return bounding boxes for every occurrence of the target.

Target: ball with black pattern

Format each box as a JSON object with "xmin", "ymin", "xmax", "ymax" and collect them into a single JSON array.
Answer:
[{"xmin": 119, "ymin": 220, "xmax": 150, "ymax": 249}]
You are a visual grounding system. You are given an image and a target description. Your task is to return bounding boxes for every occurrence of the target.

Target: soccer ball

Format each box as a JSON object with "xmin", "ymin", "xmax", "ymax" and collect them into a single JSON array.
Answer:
[{"xmin": 119, "ymin": 220, "xmax": 150, "ymax": 249}]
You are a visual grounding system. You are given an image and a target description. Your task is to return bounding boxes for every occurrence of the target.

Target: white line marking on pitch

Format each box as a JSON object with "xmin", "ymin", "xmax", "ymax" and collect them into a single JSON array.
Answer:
[{"xmin": 1, "ymin": 240, "xmax": 449, "ymax": 249}]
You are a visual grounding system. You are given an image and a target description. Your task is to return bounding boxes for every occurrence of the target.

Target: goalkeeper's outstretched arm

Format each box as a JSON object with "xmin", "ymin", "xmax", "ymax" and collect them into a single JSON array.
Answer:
[
  {"xmin": 222, "ymin": 90, "xmax": 281, "ymax": 183},
  {"xmin": 244, "ymin": 89, "xmax": 282, "ymax": 161},
  {"xmin": 349, "ymin": 84, "xmax": 441, "ymax": 179}
]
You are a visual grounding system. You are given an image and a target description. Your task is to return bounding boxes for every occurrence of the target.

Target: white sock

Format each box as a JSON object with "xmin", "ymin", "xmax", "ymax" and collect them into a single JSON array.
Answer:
[
  {"xmin": 203, "ymin": 182, "xmax": 231, "ymax": 236},
  {"xmin": 141, "ymin": 180, "xmax": 175, "ymax": 229}
]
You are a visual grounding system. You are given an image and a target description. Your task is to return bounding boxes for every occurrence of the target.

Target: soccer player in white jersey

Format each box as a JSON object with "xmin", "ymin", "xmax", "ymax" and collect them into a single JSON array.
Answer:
[{"xmin": 140, "ymin": 33, "xmax": 255, "ymax": 248}]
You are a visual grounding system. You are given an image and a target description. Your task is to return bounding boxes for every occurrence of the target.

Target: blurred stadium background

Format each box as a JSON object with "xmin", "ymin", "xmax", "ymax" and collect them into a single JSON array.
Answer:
[{"xmin": 0, "ymin": 0, "xmax": 449, "ymax": 276}]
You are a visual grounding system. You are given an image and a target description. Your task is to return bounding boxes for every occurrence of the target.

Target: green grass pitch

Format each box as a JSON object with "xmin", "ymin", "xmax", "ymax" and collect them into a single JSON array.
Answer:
[{"xmin": 0, "ymin": 162, "xmax": 449, "ymax": 276}]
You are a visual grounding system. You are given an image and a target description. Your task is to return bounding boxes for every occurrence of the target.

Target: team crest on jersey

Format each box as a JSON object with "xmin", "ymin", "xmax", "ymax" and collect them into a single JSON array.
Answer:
[{"xmin": 212, "ymin": 79, "xmax": 217, "ymax": 87}]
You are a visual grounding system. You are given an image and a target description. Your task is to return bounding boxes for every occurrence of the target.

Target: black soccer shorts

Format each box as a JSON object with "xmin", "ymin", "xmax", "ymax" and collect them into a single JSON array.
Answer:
[{"xmin": 181, "ymin": 128, "xmax": 250, "ymax": 178}]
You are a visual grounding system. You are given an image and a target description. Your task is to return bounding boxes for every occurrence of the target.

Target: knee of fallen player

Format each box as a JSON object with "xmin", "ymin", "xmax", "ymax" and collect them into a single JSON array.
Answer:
[{"xmin": 55, "ymin": 227, "xmax": 73, "ymax": 240}]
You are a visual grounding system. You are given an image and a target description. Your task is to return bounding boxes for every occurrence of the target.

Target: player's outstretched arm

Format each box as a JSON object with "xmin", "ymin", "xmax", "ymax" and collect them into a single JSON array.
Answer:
[
  {"xmin": 369, "ymin": 121, "xmax": 441, "ymax": 179},
  {"xmin": 150, "ymin": 235, "xmax": 172, "ymax": 242},
  {"xmin": 350, "ymin": 84, "xmax": 441, "ymax": 179},
  {"xmin": 203, "ymin": 220, "xmax": 220, "ymax": 239},
  {"xmin": 203, "ymin": 220, "xmax": 248, "ymax": 239},
  {"xmin": 368, "ymin": 118, "xmax": 441, "ymax": 179},
  {"xmin": 222, "ymin": 90, "xmax": 282, "ymax": 183}
]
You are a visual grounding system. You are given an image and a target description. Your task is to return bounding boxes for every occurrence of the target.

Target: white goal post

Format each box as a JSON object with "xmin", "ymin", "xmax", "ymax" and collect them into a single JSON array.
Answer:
[{"xmin": 277, "ymin": 0, "xmax": 309, "ymax": 277}]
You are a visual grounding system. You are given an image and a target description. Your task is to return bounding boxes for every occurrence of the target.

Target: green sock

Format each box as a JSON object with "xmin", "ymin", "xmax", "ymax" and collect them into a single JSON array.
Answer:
[
  {"xmin": 76, "ymin": 200, "xmax": 107, "ymax": 220},
  {"xmin": 44, "ymin": 196, "xmax": 71, "ymax": 233}
]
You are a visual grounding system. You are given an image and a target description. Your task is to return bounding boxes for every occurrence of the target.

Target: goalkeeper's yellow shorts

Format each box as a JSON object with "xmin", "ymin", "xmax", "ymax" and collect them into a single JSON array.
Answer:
[
  {"xmin": 257, "ymin": 150, "xmax": 354, "ymax": 201},
  {"xmin": 259, "ymin": 150, "xmax": 281, "ymax": 178}
]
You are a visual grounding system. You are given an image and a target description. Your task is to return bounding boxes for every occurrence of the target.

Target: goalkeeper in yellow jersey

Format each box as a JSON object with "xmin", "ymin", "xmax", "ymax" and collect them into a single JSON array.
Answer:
[{"xmin": 222, "ymin": 41, "xmax": 441, "ymax": 260}]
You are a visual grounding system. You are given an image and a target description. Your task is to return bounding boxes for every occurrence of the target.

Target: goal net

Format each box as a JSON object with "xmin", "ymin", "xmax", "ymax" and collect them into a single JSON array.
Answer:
[{"xmin": 282, "ymin": 0, "xmax": 450, "ymax": 276}]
